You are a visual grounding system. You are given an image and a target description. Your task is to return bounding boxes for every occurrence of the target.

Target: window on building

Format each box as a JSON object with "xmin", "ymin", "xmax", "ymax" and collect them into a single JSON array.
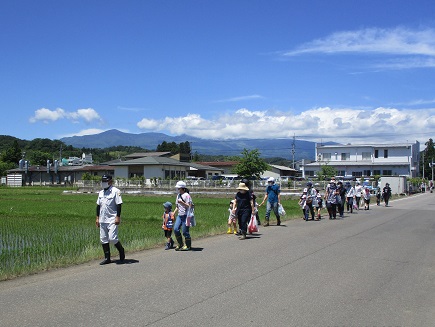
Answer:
[
  {"xmin": 373, "ymin": 170, "xmax": 381, "ymax": 175},
  {"xmin": 362, "ymin": 152, "xmax": 371, "ymax": 160},
  {"xmin": 383, "ymin": 170, "xmax": 392, "ymax": 175},
  {"xmin": 341, "ymin": 153, "xmax": 350, "ymax": 161},
  {"xmin": 352, "ymin": 172, "xmax": 363, "ymax": 177},
  {"xmin": 305, "ymin": 171, "xmax": 315, "ymax": 176},
  {"xmin": 363, "ymin": 170, "xmax": 371, "ymax": 176},
  {"xmin": 322, "ymin": 153, "xmax": 331, "ymax": 160},
  {"xmin": 384, "ymin": 149, "xmax": 388, "ymax": 158},
  {"xmin": 375, "ymin": 150, "xmax": 379, "ymax": 158}
]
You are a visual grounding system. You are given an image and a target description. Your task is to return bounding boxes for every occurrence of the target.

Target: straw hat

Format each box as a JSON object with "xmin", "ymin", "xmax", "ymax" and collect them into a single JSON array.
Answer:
[{"xmin": 236, "ymin": 182, "xmax": 249, "ymax": 191}]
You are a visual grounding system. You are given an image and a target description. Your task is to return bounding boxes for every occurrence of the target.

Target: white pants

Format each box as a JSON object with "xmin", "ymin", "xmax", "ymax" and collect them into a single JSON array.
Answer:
[{"xmin": 100, "ymin": 223, "xmax": 119, "ymax": 244}]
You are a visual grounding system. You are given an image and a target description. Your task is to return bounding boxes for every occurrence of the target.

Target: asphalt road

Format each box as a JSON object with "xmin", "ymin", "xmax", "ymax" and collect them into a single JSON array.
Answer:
[{"xmin": 1, "ymin": 193, "xmax": 435, "ymax": 327}]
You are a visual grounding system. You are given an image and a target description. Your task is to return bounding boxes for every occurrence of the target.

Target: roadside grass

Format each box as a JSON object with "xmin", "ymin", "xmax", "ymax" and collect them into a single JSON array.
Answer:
[{"xmin": 0, "ymin": 187, "xmax": 301, "ymax": 281}]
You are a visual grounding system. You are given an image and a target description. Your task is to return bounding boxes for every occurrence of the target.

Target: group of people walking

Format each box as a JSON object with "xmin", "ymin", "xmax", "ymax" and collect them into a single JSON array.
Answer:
[
  {"xmin": 95, "ymin": 174, "xmax": 393, "ymax": 265},
  {"xmin": 299, "ymin": 178, "xmax": 392, "ymax": 220}
]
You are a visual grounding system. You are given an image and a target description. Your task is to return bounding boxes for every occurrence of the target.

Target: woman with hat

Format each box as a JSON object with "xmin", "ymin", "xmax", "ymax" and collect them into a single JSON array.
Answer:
[
  {"xmin": 232, "ymin": 182, "xmax": 255, "ymax": 240},
  {"xmin": 173, "ymin": 181, "xmax": 193, "ymax": 251}
]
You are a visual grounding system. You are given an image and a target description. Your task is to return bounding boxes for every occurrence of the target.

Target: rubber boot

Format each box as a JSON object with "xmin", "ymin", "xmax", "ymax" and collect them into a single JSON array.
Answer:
[
  {"xmin": 100, "ymin": 243, "xmax": 111, "ymax": 265},
  {"xmin": 175, "ymin": 235, "xmax": 184, "ymax": 251},
  {"xmin": 277, "ymin": 218, "xmax": 281, "ymax": 226},
  {"xmin": 180, "ymin": 238, "xmax": 191, "ymax": 251},
  {"xmin": 227, "ymin": 227, "xmax": 232, "ymax": 234},
  {"xmin": 114, "ymin": 241, "xmax": 125, "ymax": 262},
  {"xmin": 169, "ymin": 238, "xmax": 174, "ymax": 249}
]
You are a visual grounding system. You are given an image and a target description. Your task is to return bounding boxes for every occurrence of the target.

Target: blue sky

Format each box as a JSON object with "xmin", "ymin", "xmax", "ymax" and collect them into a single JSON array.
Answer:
[{"xmin": 1, "ymin": 0, "xmax": 434, "ymax": 148}]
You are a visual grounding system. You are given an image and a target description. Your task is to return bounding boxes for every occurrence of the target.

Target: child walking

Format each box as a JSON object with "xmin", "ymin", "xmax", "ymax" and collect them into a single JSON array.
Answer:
[
  {"xmin": 162, "ymin": 202, "xmax": 175, "ymax": 250},
  {"xmin": 299, "ymin": 193, "xmax": 309, "ymax": 220},
  {"xmin": 315, "ymin": 191, "xmax": 323, "ymax": 220},
  {"xmin": 227, "ymin": 200, "xmax": 238, "ymax": 234}
]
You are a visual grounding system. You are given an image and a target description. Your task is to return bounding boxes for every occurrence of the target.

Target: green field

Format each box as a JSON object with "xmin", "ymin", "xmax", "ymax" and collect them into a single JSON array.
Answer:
[{"xmin": 0, "ymin": 187, "xmax": 301, "ymax": 281}]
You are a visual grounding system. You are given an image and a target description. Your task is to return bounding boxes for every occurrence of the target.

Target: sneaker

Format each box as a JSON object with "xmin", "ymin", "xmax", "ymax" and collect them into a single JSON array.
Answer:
[
  {"xmin": 175, "ymin": 245, "xmax": 183, "ymax": 251},
  {"xmin": 239, "ymin": 234, "xmax": 246, "ymax": 240},
  {"xmin": 263, "ymin": 222, "xmax": 269, "ymax": 227},
  {"xmin": 180, "ymin": 245, "xmax": 191, "ymax": 251}
]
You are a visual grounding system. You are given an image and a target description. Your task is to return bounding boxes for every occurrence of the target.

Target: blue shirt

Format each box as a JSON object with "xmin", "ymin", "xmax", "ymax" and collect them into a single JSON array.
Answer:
[{"xmin": 266, "ymin": 184, "xmax": 280, "ymax": 204}]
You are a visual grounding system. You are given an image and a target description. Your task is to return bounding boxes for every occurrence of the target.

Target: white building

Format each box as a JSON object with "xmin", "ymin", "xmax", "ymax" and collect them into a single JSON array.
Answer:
[{"xmin": 301, "ymin": 142, "xmax": 420, "ymax": 179}]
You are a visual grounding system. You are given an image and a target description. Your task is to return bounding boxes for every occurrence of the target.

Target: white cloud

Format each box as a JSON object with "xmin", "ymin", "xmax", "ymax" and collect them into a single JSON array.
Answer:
[
  {"xmin": 136, "ymin": 107, "xmax": 435, "ymax": 144},
  {"xmin": 284, "ymin": 27, "xmax": 435, "ymax": 56},
  {"xmin": 282, "ymin": 27, "xmax": 435, "ymax": 70},
  {"xmin": 29, "ymin": 107, "xmax": 102, "ymax": 124},
  {"xmin": 29, "ymin": 108, "xmax": 66, "ymax": 123}
]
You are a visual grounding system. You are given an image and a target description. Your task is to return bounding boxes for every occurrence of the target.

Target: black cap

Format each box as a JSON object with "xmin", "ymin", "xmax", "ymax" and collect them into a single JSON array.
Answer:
[{"xmin": 102, "ymin": 175, "xmax": 113, "ymax": 182}]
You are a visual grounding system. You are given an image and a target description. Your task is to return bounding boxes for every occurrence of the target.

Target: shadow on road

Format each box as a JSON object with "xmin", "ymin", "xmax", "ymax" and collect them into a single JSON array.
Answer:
[{"xmin": 116, "ymin": 259, "xmax": 140, "ymax": 265}]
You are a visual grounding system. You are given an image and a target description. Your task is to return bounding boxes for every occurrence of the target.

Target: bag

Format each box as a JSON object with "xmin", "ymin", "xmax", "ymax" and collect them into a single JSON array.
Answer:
[
  {"xmin": 306, "ymin": 197, "xmax": 313, "ymax": 204},
  {"xmin": 278, "ymin": 203, "xmax": 286, "ymax": 216},
  {"xmin": 186, "ymin": 207, "xmax": 196, "ymax": 227},
  {"xmin": 352, "ymin": 202, "xmax": 358, "ymax": 210},
  {"xmin": 248, "ymin": 214, "xmax": 259, "ymax": 234}
]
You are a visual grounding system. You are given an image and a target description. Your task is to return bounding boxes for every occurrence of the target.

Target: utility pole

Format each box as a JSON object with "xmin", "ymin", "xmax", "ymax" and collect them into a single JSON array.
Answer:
[
  {"xmin": 292, "ymin": 134, "xmax": 295, "ymax": 169},
  {"xmin": 422, "ymin": 151, "xmax": 425, "ymax": 180}
]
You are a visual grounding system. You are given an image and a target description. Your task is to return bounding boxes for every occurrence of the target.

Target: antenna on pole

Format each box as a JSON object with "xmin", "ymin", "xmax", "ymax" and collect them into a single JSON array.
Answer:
[{"xmin": 292, "ymin": 134, "xmax": 296, "ymax": 169}]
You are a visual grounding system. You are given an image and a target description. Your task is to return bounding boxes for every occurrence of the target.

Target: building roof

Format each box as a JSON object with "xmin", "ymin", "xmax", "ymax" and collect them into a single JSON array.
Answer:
[
  {"xmin": 124, "ymin": 152, "xmax": 171, "ymax": 159},
  {"xmin": 269, "ymin": 164, "xmax": 298, "ymax": 172},
  {"xmin": 7, "ymin": 164, "xmax": 114, "ymax": 173},
  {"xmin": 316, "ymin": 143, "xmax": 416, "ymax": 149},
  {"xmin": 303, "ymin": 161, "xmax": 411, "ymax": 167},
  {"xmin": 195, "ymin": 161, "xmax": 238, "ymax": 167},
  {"xmin": 109, "ymin": 156, "xmax": 222, "ymax": 172},
  {"xmin": 110, "ymin": 156, "xmax": 186, "ymax": 166}
]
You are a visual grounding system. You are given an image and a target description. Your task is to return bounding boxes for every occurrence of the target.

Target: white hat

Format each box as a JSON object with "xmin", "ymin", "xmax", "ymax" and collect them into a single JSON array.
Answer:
[
  {"xmin": 267, "ymin": 177, "xmax": 275, "ymax": 183},
  {"xmin": 236, "ymin": 182, "xmax": 249, "ymax": 191},
  {"xmin": 303, "ymin": 188, "xmax": 307, "ymax": 193},
  {"xmin": 175, "ymin": 181, "xmax": 186, "ymax": 188}
]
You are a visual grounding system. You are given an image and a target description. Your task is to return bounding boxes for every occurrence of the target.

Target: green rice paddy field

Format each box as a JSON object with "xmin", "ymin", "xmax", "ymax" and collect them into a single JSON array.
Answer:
[{"xmin": 0, "ymin": 187, "xmax": 301, "ymax": 281}]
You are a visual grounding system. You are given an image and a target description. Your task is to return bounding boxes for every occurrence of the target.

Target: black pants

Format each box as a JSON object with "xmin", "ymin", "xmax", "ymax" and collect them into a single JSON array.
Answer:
[
  {"xmin": 327, "ymin": 203, "xmax": 337, "ymax": 218},
  {"xmin": 237, "ymin": 209, "xmax": 252, "ymax": 234}
]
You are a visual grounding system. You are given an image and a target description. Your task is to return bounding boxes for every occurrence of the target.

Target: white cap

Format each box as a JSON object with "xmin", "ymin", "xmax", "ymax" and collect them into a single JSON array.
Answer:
[
  {"xmin": 303, "ymin": 188, "xmax": 307, "ymax": 193},
  {"xmin": 175, "ymin": 181, "xmax": 186, "ymax": 188},
  {"xmin": 267, "ymin": 177, "xmax": 275, "ymax": 183}
]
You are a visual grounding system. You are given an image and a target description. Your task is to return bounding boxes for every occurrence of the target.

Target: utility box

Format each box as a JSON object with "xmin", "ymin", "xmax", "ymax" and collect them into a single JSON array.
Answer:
[{"xmin": 379, "ymin": 176, "xmax": 407, "ymax": 195}]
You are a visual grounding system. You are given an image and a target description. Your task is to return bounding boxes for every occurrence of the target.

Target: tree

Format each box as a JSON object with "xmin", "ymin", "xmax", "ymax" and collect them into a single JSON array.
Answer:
[
  {"xmin": 1, "ymin": 140, "xmax": 22, "ymax": 164},
  {"xmin": 28, "ymin": 150, "xmax": 52, "ymax": 166},
  {"xmin": 0, "ymin": 161, "xmax": 16, "ymax": 176},
  {"xmin": 421, "ymin": 138, "xmax": 435, "ymax": 179},
  {"xmin": 318, "ymin": 164, "xmax": 337, "ymax": 181},
  {"xmin": 232, "ymin": 149, "xmax": 270, "ymax": 179}
]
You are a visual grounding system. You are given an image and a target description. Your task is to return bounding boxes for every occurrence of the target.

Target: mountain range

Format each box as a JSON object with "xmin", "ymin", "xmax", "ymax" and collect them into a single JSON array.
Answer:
[{"xmin": 60, "ymin": 129, "xmax": 317, "ymax": 160}]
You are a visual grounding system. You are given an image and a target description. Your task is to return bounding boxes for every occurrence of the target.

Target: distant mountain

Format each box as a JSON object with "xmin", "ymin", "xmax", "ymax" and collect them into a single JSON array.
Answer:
[{"xmin": 60, "ymin": 129, "xmax": 317, "ymax": 160}]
